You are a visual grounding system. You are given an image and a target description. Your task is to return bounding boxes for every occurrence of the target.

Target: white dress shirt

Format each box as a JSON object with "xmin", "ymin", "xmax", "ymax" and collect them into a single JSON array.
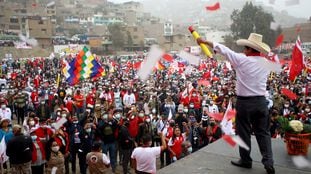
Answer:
[
  {"xmin": 0, "ymin": 107, "xmax": 12, "ymax": 122},
  {"xmin": 213, "ymin": 43, "xmax": 270, "ymax": 97},
  {"xmin": 123, "ymin": 93, "xmax": 136, "ymax": 107}
]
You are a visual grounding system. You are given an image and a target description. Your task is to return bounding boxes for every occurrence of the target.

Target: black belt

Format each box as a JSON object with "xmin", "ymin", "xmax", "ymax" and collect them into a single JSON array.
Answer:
[{"xmin": 237, "ymin": 96, "xmax": 265, "ymax": 100}]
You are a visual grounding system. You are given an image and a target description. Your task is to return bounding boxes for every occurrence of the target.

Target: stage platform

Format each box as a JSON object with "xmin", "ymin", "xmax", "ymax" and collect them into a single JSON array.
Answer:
[{"xmin": 158, "ymin": 137, "xmax": 311, "ymax": 174}]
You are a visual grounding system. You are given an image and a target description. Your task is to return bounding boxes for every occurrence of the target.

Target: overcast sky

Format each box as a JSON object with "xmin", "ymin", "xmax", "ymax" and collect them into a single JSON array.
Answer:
[{"xmin": 109, "ymin": 0, "xmax": 310, "ymax": 18}]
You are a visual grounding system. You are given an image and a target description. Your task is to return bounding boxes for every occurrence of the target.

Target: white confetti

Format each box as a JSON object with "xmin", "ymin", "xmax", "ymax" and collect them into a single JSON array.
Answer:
[
  {"xmin": 179, "ymin": 50, "xmax": 200, "ymax": 66},
  {"xmin": 232, "ymin": 135, "xmax": 250, "ymax": 151},
  {"xmin": 292, "ymin": 156, "xmax": 311, "ymax": 169},
  {"xmin": 138, "ymin": 45, "xmax": 164, "ymax": 81}
]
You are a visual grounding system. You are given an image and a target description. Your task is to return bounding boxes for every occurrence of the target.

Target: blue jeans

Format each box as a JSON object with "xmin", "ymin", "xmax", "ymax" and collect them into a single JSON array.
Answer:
[{"xmin": 102, "ymin": 142, "xmax": 117, "ymax": 172}]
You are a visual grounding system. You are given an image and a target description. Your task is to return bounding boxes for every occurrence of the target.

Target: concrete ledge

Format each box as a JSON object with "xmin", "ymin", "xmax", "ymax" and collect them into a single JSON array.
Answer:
[{"xmin": 158, "ymin": 137, "xmax": 311, "ymax": 174}]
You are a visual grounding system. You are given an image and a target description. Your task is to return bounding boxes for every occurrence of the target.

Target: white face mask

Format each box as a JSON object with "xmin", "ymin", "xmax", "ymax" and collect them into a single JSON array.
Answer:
[
  {"xmin": 152, "ymin": 109, "xmax": 156, "ymax": 114},
  {"xmin": 146, "ymin": 118, "xmax": 151, "ymax": 123},
  {"xmin": 86, "ymin": 128, "xmax": 91, "ymax": 133},
  {"xmin": 284, "ymin": 104, "xmax": 289, "ymax": 108},
  {"xmin": 31, "ymin": 135, "xmax": 37, "ymax": 141},
  {"xmin": 62, "ymin": 114, "xmax": 67, "ymax": 118},
  {"xmin": 29, "ymin": 120, "xmax": 35, "ymax": 126},
  {"xmin": 1, "ymin": 105, "xmax": 6, "ymax": 109},
  {"xmin": 189, "ymin": 104, "xmax": 194, "ymax": 108},
  {"xmin": 51, "ymin": 146, "xmax": 60, "ymax": 152},
  {"xmin": 183, "ymin": 109, "xmax": 188, "ymax": 113},
  {"xmin": 305, "ymin": 109, "xmax": 310, "ymax": 113},
  {"xmin": 115, "ymin": 113, "xmax": 121, "ymax": 119},
  {"xmin": 187, "ymin": 147, "xmax": 192, "ymax": 153},
  {"xmin": 139, "ymin": 113, "xmax": 144, "ymax": 117},
  {"xmin": 102, "ymin": 115, "xmax": 108, "ymax": 120}
]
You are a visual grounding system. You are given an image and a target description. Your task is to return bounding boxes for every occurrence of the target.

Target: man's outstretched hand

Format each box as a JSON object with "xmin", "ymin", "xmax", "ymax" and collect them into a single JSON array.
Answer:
[{"xmin": 197, "ymin": 37, "xmax": 207, "ymax": 45}]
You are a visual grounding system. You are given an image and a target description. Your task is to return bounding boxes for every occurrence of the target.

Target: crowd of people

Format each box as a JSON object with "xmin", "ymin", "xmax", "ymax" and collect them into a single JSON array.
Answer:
[{"xmin": 0, "ymin": 43, "xmax": 310, "ymax": 174}]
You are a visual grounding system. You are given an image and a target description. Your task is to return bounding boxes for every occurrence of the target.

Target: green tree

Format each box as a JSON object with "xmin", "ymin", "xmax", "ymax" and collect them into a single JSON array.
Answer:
[
  {"xmin": 108, "ymin": 24, "xmax": 125, "ymax": 51},
  {"xmin": 230, "ymin": 2, "xmax": 281, "ymax": 48}
]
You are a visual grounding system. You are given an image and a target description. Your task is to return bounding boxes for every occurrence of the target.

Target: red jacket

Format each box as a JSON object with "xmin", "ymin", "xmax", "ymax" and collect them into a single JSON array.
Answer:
[
  {"xmin": 128, "ymin": 115, "xmax": 141, "ymax": 138},
  {"xmin": 170, "ymin": 135, "xmax": 184, "ymax": 159},
  {"xmin": 189, "ymin": 96, "xmax": 200, "ymax": 109},
  {"xmin": 54, "ymin": 132, "xmax": 70, "ymax": 154},
  {"xmin": 32, "ymin": 138, "xmax": 46, "ymax": 163}
]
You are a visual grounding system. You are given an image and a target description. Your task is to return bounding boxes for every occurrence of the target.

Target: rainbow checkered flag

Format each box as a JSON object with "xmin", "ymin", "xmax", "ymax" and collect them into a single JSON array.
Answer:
[{"xmin": 65, "ymin": 47, "xmax": 105, "ymax": 85}]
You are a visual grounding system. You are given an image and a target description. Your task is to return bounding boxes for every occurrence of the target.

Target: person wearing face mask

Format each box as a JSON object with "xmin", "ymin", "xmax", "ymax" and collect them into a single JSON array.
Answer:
[
  {"xmin": 163, "ymin": 96, "xmax": 176, "ymax": 119},
  {"xmin": 23, "ymin": 116, "xmax": 37, "ymax": 135},
  {"xmin": 0, "ymin": 118, "xmax": 13, "ymax": 145},
  {"xmin": 205, "ymin": 117, "xmax": 222, "ymax": 144},
  {"xmin": 78, "ymin": 123, "xmax": 95, "ymax": 174},
  {"xmin": 131, "ymin": 133, "xmax": 166, "ymax": 174},
  {"xmin": 208, "ymin": 100, "xmax": 219, "ymax": 114},
  {"xmin": 45, "ymin": 139, "xmax": 65, "ymax": 174},
  {"xmin": 300, "ymin": 106, "xmax": 311, "ymax": 124},
  {"xmin": 279, "ymin": 101, "xmax": 294, "ymax": 117},
  {"xmin": 65, "ymin": 96, "xmax": 75, "ymax": 116},
  {"xmin": 13, "ymin": 91, "xmax": 27, "ymax": 124},
  {"xmin": 137, "ymin": 114, "xmax": 153, "ymax": 146},
  {"xmin": 30, "ymin": 89, "xmax": 40, "ymax": 109},
  {"xmin": 36, "ymin": 99, "xmax": 51, "ymax": 121},
  {"xmin": 123, "ymin": 89, "xmax": 136, "ymax": 113},
  {"xmin": 6, "ymin": 125, "xmax": 33, "ymax": 174},
  {"xmin": 119, "ymin": 119, "xmax": 135, "ymax": 174},
  {"xmin": 189, "ymin": 91, "xmax": 201, "ymax": 116},
  {"xmin": 180, "ymin": 141, "xmax": 193, "ymax": 159},
  {"xmin": 54, "ymin": 128, "xmax": 70, "ymax": 174},
  {"xmin": 29, "ymin": 128, "xmax": 46, "ymax": 174},
  {"xmin": 175, "ymin": 112, "xmax": 189, "ymax": 133},
  {"xmin": 67, "ymin": 116, "xmax": 84, "ymax": 174},
  {"xmin": 96, "ymin": 113, "xmax": 118, "ymax": 173},
  {"xmin": 0, "ymin": 102, "xmax": 12, "ymax": 125}
]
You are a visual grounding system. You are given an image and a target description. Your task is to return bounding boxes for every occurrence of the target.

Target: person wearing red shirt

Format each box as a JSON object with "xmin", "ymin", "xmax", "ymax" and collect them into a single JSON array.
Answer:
[
  {"xmin": 33, "ymin": 74, "xmax": 41, "ymax": 89},
  {"xmin": 189, "ymin": 90, "xmax": 201, "ymax": 116},
  {"xmin": 73, "ymin": 90, "xmax": 84, "ymax": 118},
  {"xmin": 65, "ymin": 96, "xmax": 74, "ymax": 116},
  {"xmin": 30, "ymin": 128, "xmax": 46, "ymax": 174},
  {"xmin": 31, "ymin": 89, "xmax": 39, "ymax": 109},
  {"xmin": 167, "ymin": 122, "xmax": 189, "ymax": 162},
  {"xmin": 54, "ymin": 128, "xmax": 70, "ymax": 174},
  {"xmin": 86, "ymin": 91, "xmax": 95, "ymax": 113}
]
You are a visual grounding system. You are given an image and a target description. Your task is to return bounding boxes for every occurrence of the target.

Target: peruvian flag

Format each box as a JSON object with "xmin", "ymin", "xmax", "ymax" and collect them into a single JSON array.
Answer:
[{"xmin": 289, "ymin": 36, "xmax": 305, "ymax": 81}]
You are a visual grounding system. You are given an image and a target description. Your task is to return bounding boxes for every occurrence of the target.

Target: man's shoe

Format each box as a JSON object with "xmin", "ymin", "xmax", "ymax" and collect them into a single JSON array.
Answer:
[
  {"xmin": 265, "ymin": 165, "xmax": 275, "ymax": 174},
  {"xmin": 231, "ymin": 159, "xmax": 252, "ymax": 169}
]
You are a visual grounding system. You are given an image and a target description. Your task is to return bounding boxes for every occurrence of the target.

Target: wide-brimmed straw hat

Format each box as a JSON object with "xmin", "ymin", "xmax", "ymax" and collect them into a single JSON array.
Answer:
[{"xmin": 236, "ymin": 33, "xmax": 271, "ymax": 54}]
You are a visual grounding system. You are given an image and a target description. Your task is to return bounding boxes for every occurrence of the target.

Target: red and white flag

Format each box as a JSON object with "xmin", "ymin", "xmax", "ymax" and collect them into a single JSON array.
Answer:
[
  {"xmin": 289, "ymin": 36, "xmax": 305, "ymax": 81},
  {"xmin": 0, "ymin": 137, "xmax": 9, "ymax": 164},
  {"xmin": 220, "ymin": 100, "xmax": 235, "ymax": 135}
]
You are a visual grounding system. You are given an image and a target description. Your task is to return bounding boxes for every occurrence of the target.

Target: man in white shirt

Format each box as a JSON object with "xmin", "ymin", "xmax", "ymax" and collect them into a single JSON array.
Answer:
[
  {"xmin": 0, "ymin": 103, "xmax": 12, "ymax": 124},
  {"xmin": 131, "ymin": 133, "xmax": 166, "ymax": 174},
  {"xmin": 123, "ymin": 89, "xmax": 136, "ymax": 108},
  {"xmin": 207, "ymin": 100, "xmax": 219, "ymax": 113},
  {"xmin": 198, "ymin": 33, "xmax": 274, "ymax": 174}
]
